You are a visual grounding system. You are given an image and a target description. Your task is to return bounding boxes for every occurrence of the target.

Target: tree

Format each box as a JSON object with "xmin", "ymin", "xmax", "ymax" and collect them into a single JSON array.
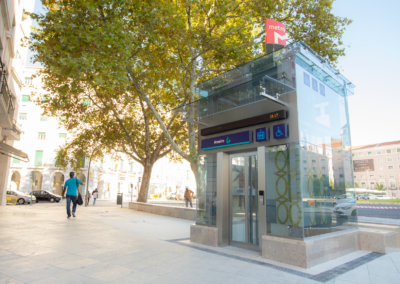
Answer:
[
  {"xmin": 355, "ymin": 182, "xmax": 360, "ymax": 188},
  {"xmin": 374, "ymin": 183, "xmax": 385, "ymax": 191},
  {"xmin": 29, "ymin": 0, "xmax": 351, "ymax": 194},
  {"xmin": 28, "ymin": 0, "xmax": 188, "ymax": 202}
]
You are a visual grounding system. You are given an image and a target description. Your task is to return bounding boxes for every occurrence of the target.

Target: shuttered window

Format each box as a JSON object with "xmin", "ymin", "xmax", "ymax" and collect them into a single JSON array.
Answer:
[
  {"xmin": 59, "ymin": 133, "xmax": 67, "ymax": 138},
  {"xmin": 38, "ymin": 132, "xmax": 46, "ymax": 140},
  {"xmin": 34, "ymin": 151, "xmax": 43, "ymax": 167},
  {"xmin": 40, "ymin": 116, "xmax": 48, "ymax": 121},
  {"xmin": 13, "ymin": 158, "xmax": 20, "ymax": 164},
  {"xmin": 19, "ymin": 113, "xmax": 27, "ymax": 120},
  {"xmin": 21, "ymin": 95, "xmax": 30, "ymax": 102}
]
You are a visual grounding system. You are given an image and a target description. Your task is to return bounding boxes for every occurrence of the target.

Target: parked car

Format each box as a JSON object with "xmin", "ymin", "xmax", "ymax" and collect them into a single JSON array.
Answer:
[
  {"xmin": 332, "ymin": 194, "xmax": 354, "ymax": 207},
  {"xmin": 333, "ymin": 199, "xmax": 357, "ymax": 221},
  {"xmin": 6, "ymin": 190, "xmax": 36, "ymax": 205},
  {"xmin": 375, "ymin": 195, "xmax": 390, "ymax": 200},
  {"xmin": 31, "ymin": 190, "xmax": 62, "ymax": 203},
  {"xmin": 167, "ymin": 193, "xmax": 178, "ymax": 200}
]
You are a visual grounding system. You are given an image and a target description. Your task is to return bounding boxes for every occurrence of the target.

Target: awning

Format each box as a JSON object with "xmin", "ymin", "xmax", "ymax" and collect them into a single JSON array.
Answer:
[{"xmin": 0, "ymin": 141, "xmax": 29, "ymax": 162}]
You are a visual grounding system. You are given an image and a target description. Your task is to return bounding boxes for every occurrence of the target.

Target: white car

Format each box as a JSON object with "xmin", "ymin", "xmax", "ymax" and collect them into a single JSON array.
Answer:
[
  {"xmin": 375, "ymin": 195, "xmax": 390, "ymax": 200},
  {"xmin": 333, "ymin": 199, "xmax": 357, "ymax": 220},
  {"xmin": 332, "ymin": 194, "xmax": 354, "ymax": 207}
]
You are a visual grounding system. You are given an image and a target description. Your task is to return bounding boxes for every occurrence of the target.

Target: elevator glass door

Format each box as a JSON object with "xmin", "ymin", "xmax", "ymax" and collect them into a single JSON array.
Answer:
[{"xmin": 230, "ymin": 153, "xmax": 259, "ymax": 249}]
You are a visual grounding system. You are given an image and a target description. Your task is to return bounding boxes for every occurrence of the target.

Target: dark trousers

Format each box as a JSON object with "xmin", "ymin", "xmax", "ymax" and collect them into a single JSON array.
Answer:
[{"xmin": 66, "ymin": 195, "xmax": 77, "ymax": 217}]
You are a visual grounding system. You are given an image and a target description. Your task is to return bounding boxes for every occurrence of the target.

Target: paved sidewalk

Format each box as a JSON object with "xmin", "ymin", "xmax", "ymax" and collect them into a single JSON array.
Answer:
[{"xmin": 0, "ymin": 204, "xmax": 399, "ymax": 283}]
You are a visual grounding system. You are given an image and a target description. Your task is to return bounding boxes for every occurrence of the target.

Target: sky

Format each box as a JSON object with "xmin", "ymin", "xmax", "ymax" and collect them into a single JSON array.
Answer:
[
  {"xmin": 332, "ymin": 0, "xmax": 400, "ymax": 146},
  {"xmin": 28, "ymin": 0, "xmax": 399, "ymax": 147}
]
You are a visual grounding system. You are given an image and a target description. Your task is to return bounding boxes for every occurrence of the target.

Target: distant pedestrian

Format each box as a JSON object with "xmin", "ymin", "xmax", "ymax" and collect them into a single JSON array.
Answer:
[
  {"xmin": 87, "ymin": 191, "xmax": 91, "ymax": 205},
  {"xmin": 62, "ymin": 172, "xmax": 82, "ymax": 218},
  {"xmin": 92, "ymin": 189, "xmax": 98, "ymax": 205},
  {"xmin": 184, "ymin": 186, "xmax": 194, "ymax": 208}
]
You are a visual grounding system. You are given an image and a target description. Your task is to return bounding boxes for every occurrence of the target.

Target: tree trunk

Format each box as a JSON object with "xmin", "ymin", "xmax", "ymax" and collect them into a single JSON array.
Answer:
[
  {"xmin": 190, "ymin": 161, "xmax": 198, "ymax": 190},
  {"xmin": 137, "ymin": 162, "xmax": 154, "ymax": 203}
]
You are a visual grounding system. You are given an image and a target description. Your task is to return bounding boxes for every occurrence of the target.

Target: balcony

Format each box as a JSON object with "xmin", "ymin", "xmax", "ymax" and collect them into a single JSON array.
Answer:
[
  {"xmin": 2, "ymin": 120, "xmax": 21, "ymax": 140},
  {"xmin": 0, "ymin": 58, "xmax": 14, "ymax": 128}
]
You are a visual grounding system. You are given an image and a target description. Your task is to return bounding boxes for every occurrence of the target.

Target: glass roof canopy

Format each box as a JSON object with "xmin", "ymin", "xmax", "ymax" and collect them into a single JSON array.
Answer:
[{"xmin": 171, "ymin": 41, "xmax": 354, "ymax": 119}]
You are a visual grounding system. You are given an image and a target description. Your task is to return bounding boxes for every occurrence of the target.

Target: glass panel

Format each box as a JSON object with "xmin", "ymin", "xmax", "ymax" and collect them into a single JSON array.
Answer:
[
  {"xmin": 34, "ymin": 151, "xmax": 43, "ymax": 167},
  {"xmin": 196, "ymin": 154, "xmax": 217, "ymax": 226},
  {"xmin": 231, "ymin": 156, "xmax": 245, "ymax": 242},
  {"xmin": 265, "ymin": 143, "xmax": 304, "ymax": 238},
  {"xmin": 248, "ymin": 155, "xmax": 259, "ymax": 245}
]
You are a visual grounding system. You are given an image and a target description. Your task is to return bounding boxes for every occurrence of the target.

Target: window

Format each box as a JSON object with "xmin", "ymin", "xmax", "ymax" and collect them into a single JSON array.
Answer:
[
  {"xmin": 397, "ymin": 149, "xmax": 400, "ymax": 153},
  {"xmin": 388, "ymin": 166, "xmax": 394, "ymax": 170},
  {"xmin": 59, "ymin": 133, "xmax": 67, "ymax": 138},
  {"xmin": 354, "ymin": 175, "xmax": 356, "ymax": 179},
  {"xmin": 21, "ymin": 95, "xmax": 30, "ymax": 102},
  {"xmin": 368, "ymin": 152, "xmax": 372, "ymax": 156},
  {"xmin": 19, "ymin": 113, "xmax": 27, "ymax": 120},
  {"xmin": 42, "ymin": 96, "xmax": 50, "ymax": 102},
  {"xmin": 303, "ymin": 167, "xmax": 307, "ymax": 170},
  {"xmin": 60, "ymin": 116, "xmax": 66, "ymax": 121},
  {"xmin": 387, "ymin": 150, "xmax": 392, "ymax": 154},
  {"xmin": 379, "ymin": 174, "xmax": 385, "ymax": 178},
  {"xmin": 361, "ymin": 175, "xmax": 365, "ymax": 178},
  {"xmin": 339, "ymin": 174, "xmax": 344, "ymax": 178},
  {"xmin": 337, "ymin": 150, "xmax": 342, "ymax": 154},
  {"xmin": 398, "ymin": 157, "xmax": 400, "ymax": 161},
  {"xmin": 390, "ymin": 182, "xmax": 396, "ymax": 189},
  {"xmin": 338, "ymin": 167, "xmax": 343, "ymax": 170},
  {"xmin": 312, "ymin": 160, "xmax": 316, "ymax": 163},
  {"xmin": 120, "ymin": 160, "xmax": 124, "ymax": 171},
  {"xmin": 379, "ymin": 166, "xmax": 383, "ymax": 170},
  {"xmin": 321, "ymin": 159, "xmax": 325, "ymax": 162},
  {"xmin": 303, "ymin": 160, "xmax": 306, "ymax": 163},
  {"xmin": 40, "ymin": 116, "xmax": 48, "ymax": 121},
  {"xmin": 370, "ymin": 182, "xmax": 375, "ymax": 188},
  {"xmin": 83, "ymin": 98, "xmax": 91, "ymax": 105},
  {"xmin": 38, "ymin": 132, "xmax": 46, "ymax": 140},
  {"xmin": 130, "ymin": 162, "xmax": 133, "ymax": 173},
  {"xmin": 389, "ymin": 174, "xmax": 395, "ymax": 178},
  {"xmin": 312, "ymin": 167, "xmax": 316, "ymax": 170},
  {"xmin": 377, "ymin": 151, "xmax": 382, "ymax": 155},
  {"xmin": 322, "ymin": 167, "xmax": 325, "ymax": 170},
  {"xmin": 352, "ymin": 153, "xmax": 354, "ymax": 157},
  {"xmin": 338, "ymin": 159, "xmax": 342, "ymax": 162},
  {"xmin": 377, "ymin": 159, "xmax": 382, "ymax": 162},
  {"xmin": 388, "ymin": 158, "xmax": 393, "ymax": 162},
  {"xmin": 362, "ymin": 182, "xmax": 366, "ymax": 188},
  {"xmin": 12, "ymin": 158, "xmax": 20, "ymax": 164},
  {"xmin": 370, "ymin": 175, "xmax": 374, "ymax": 178},
  {"xmin": 34, "ymin": 151, "xmax": 43, "ymax": 167},
  {"xmin": 358, "ymin": 153, "xmax": 363, "ymax": 156},
  {"xmin": 25, "ymin": 77, "xmax": 32, "ymax": 85}
]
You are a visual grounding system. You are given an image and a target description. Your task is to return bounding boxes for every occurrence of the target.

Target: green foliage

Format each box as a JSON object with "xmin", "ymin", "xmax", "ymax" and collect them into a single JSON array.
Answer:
[
  {"xmin": 355, "ymin": 182, "xmax": 360, "ymax": 188},
  {"xmin": 374, "ymin": 183, "xmax": 385, "ymax": 191}
]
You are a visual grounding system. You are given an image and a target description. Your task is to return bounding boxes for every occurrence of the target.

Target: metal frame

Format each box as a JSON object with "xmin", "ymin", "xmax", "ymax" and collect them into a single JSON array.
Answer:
[{"xmin": 229, "ymin": 151, "xmax": 259, "ymax": 251}]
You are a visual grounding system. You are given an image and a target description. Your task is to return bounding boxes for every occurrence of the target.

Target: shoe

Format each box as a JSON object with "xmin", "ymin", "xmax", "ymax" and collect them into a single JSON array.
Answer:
[
  {"xmin": 72, "ymin": 212, "xmax": 76, "ymax": 217},
  {"xmin": 67, "ymin": 215, "xmax": 71, "ymax": 218}
]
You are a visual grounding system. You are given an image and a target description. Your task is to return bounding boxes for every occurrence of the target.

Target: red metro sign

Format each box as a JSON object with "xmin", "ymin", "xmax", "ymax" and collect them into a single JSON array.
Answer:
[{"xmin": 265, "ymin": 19, "xmax": 286, "ymax": 46}]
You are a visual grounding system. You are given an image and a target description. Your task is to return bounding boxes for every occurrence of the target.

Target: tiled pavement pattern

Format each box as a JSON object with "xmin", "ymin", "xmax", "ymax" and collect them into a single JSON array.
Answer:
[{"xmin": 0, "ymin": 203, "xmax": 400, "ymax": 283}]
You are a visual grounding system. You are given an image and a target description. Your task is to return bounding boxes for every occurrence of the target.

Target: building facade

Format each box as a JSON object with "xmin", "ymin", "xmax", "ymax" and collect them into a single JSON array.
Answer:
[
  {"xmin": 0, "ymin": 0, "xmax": 35, "ymax": 206},
  {"xmin": 9, "ymin": 67, "xmax": 196, "ymax": 200},
  {"xmin": 352, "ymin": 140, "xmax": 400, "ymax": 197}
]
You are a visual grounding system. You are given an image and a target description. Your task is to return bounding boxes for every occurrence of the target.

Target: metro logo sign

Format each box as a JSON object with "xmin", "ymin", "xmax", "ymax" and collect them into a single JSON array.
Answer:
[{"xmin": 265, "ymin": 19, "xmax": 286, "ymax": 46}]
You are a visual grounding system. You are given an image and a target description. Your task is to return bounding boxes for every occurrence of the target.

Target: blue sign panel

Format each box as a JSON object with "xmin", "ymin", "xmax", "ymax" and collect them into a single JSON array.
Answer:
[
  {"xmin": 201, "ymin": 131, "xmax": 252, "ymax": 150},
  {"xmin": 256, "ymin": 127, "xmax": 269, "ymax": 142},
  {"xmin": 273, "ymin": 124, "xmax": 288, "ymax": 139}
]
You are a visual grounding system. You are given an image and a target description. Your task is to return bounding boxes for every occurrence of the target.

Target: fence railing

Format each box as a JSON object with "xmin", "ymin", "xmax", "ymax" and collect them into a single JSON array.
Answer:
[{"xmin": 0, "ymin": 57, "xmax": 15, "ymax": 119}]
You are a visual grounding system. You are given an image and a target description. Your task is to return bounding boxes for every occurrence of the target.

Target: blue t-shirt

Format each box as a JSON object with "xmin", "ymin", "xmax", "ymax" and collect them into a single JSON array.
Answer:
[{"xmin": 64, "ymin": 178, "xmax": 82, "ymax": 196}]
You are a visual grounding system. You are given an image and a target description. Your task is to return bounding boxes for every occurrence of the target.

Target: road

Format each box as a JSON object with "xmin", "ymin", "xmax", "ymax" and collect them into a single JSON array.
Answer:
[{"xmin": 357, "ymin": 203, "xmax": 400, "ymax": 220}]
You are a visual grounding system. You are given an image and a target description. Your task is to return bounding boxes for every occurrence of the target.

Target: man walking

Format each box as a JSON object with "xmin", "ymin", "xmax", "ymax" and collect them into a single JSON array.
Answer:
[
  {"xmin": 184, "ymin": 186, "xmax": 194, "ymax": 208},
  {"xmin": 62, "ymin": 172, "xmax": 82, "ymax": 218}
]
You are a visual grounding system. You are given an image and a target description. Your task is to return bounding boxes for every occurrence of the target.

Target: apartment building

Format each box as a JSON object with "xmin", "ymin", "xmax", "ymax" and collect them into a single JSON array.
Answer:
[
  {"xmin": 0, "ymin": 0, "xmax": 35, "ymax": 206},
  {"xmin": 8, "ymin": 66, "xmax": 196, "ymax": 201},
  {"xmin": 352, "ymin": 140, "xmax": 400, "ymax": 197}
]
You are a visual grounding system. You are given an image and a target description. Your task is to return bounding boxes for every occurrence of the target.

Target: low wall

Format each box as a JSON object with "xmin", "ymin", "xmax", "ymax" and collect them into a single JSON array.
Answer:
[{"xmin": 128, "ymin": 202, "xmax": 196, "ymax": 221}]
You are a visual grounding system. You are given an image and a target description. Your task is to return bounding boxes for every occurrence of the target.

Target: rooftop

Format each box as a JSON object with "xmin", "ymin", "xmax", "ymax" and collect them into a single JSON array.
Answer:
[{"xmin": 352, "ymin": 140, "xmax": 400, "ymax": 151}]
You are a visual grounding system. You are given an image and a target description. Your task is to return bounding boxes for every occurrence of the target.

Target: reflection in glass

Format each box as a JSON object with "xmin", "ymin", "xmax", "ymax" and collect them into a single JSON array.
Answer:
[
  {"xmin": 196, "ymin": 154, "xmax": 217, "ymax": 226},
  {"xmin": 231, "ymin": 156, "xmax": 245, "ymax": 242}
]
